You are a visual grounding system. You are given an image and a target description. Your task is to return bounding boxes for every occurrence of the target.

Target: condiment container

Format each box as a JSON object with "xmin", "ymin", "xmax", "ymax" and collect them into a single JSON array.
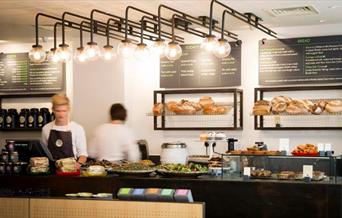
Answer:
[
  {"xmin": 28, "ymin": 108, "xmax": 39, "ymax": 128},
  {"xmin": 5, "ymin": 108, "xmax": 18, "ymax": 128},
  {"xmin": 18, "ymin": 108, "xmax": 29, "ymax": 128},
  {"xmin": 160, "ymin": 142, "xmax": 188, "ymax": 164}
]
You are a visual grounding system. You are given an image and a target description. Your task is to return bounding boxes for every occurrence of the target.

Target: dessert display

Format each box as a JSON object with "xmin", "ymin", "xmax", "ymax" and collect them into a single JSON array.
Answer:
[
  {"xmin": 227, "ymin": 145, "xmax": 281, "ymax": 156},
  {"xmin": 29, "ymin": 157, "xmax": 49, "ymax": 173},
  {"xmin": 208, "ymin": 156, "xmax": 222, "ymax": 168},
  {"xmin": 292, "ymin": 144, "xmax": 318, "ymax": 156},
  {"xmin": 152, "ymin": 96, "xmax": 230, "ymax": 116},
  {"xmin": 251, "ymin": 169, "xmax": 272, "ymax": 178}
]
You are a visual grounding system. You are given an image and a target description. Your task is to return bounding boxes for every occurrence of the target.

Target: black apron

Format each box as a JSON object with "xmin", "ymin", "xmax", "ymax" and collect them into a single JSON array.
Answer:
[{"xmin": 47, "ymin": 128, "xmax": 75, "ymax": 160}]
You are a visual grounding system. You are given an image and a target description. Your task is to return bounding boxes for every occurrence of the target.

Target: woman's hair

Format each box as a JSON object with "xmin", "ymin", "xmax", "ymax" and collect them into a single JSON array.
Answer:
[
  {"xmin": 51, "ymin": 93, "xmax": 70, "ymax": 109},
  {"xmin": 110, "ymin": 103, "xmax": 127, "ymax": 121}
]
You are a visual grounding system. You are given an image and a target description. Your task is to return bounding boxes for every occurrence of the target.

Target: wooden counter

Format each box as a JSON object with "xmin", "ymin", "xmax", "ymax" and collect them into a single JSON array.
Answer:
[{"xmin": 0, "ymin": 175, "xmax": 341, "ymax": 218}]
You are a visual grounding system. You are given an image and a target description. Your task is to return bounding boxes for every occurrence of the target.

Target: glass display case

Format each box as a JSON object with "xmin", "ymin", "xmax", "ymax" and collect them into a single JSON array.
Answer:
[
  {"xmin": 151, "ymin": 88, "xmax": 243, "ymax": 130},
  {"xmin": 218, "ymin": 153, "xmax": 341, "ymax": 184}
]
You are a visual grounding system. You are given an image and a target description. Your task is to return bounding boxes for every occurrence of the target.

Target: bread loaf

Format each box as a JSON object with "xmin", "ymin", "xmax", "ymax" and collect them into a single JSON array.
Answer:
[
  {"xmin": 152, "ymin": 103, "xmax": 164, "ymax": 116},
  {"xmin": 325, "ymin": 100, "xmax": 342, "ymax": 113}
]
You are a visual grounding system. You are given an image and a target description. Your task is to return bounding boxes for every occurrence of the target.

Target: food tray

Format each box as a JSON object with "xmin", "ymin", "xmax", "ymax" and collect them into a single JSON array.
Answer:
[
  {"xmin": 291, "ymin": 152, "xmax": 319, "ymax": 157},
  {"xmin": 157, "ymin": 169, "xmax": 207, "ymax": 178},
  {"xmin": 56, "ymin": 170, "xmax": 80, "ymax": 176},
  {"xmin": 111, "ymin": 169, "xmax": 156, "ymax": 176}
]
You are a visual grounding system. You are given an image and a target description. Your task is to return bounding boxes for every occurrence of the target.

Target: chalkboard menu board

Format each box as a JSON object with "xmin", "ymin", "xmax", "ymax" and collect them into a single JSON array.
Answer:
[
  {"xmin": 259, "ymin": 35, "xmax": 342, "ymax": 85},
  {"xmin": 0, "ymin": 53, "xmax": 65, "ymax": 94},
  {"xmin": 160, "ymin": 43, "xmax": 241, "ymax": 88}
]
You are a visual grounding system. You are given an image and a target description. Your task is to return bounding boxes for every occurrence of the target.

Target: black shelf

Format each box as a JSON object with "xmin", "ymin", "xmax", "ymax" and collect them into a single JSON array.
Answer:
[
  {"xmin": 0, "ymin": 128, "xmax": 42, "ymax": 131},
  {"xmin": 153, "ymin": 88, "xmax": 243, "ymax": 130},
  {"xmin": 254, "ymin": 85, "xmax": 342, "ymax": 130}
]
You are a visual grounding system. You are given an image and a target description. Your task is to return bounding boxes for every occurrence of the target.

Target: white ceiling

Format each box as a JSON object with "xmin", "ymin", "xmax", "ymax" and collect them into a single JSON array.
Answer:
[{"xmin": 1, "ymin": 0, "xmax": 342, "ymax": 43}]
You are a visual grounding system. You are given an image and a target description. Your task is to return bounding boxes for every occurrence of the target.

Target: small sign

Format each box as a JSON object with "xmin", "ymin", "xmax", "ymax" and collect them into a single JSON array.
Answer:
[
  {"xmin": 279, "ymin": 138, "xmax": 290, "ymax": 153},
  {"xmin": 303, "ymin": 165, "xmax": 313, "ymax": 178},
  {"xmin": 243, "ymin": 167, "xmax": 251, "ymax": 177}
]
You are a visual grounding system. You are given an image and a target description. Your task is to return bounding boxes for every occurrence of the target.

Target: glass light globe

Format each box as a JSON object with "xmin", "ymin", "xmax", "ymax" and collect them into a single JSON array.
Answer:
[
  {"xmin": 74, "ymin": 47, "xmax": 88, "ymax": 63},
  {"xmin": 47, "ymin": 48, "xmax": 60, "ymax": 63},
  {"xmin": 134, "ymin": 43, "xmax": 151, "ymax": 60},
  {"xmin": 29, "ymin": 45, "xmax": 46, "ymax": 63},
  {"xmin": 214, "ymin": 39, "xmax": 231, "ymax": 58},
  {"xmin": 165, "ymin": 42, "xmax": 182, "ymax": 61},
  {"xmin": 117, "ymin": 39, "xmax": 136, "ymax": 58},
  {"xmin": 102, "ymin": 45, "xmax": 116, "ymax": 60},
  {"xmin": 57, "ymin": 44, "xmax": 72, "ymax": 63},
  {"xmin": 201, "ymin": 35, "xmax": 219, "ymax": 53},
  {"xmin": 152, "ymin": 39, "xmax": 167, "ymax": 58},
  {"xmin": 85, "ymin": 42, "xmax": 101, "ymax": 61}
]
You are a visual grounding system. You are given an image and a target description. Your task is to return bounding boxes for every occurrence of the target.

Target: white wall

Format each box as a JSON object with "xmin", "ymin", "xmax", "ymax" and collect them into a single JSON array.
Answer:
[{"xmin": 123, "ymin": 23, "xmax": 342, "ymax": 155}]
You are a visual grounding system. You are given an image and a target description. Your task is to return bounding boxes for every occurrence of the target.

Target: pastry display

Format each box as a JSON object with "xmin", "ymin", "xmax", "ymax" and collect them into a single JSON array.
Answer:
[
  {"xmin": 152, "ymin": 103, "xmax": 164, "ymax": 116},
  {"xmin": 82, "ymin": 165, "xmax": 107, "ymax": 177},
  {"xmin": 252, "ymin": 100, "xmax": 271, "ymax": 115},
  {"xmin": 292, "ymin": 143, "xmax": 318, "ymax": 156},
  {"xmin": 208, "ymin": 156, "xmax": 222, "ymax": 168},
  {"xmin": 29, "ymin": 157, "xmax": 49, "ymax": 173}
]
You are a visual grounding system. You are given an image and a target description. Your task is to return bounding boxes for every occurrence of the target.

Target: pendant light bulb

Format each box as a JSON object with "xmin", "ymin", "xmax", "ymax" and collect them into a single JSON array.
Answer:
[
  {"xmin": 201, "ymin": 35, "xmax": 219, "ymax": 53},
  {"xmin": 85, "ymin": 42, "xmax": 100, "ymax": 61},
  {"xmin": 165, "ymin": 42, "xmax": 182, "ymax": 61},
  {"xmin": 117, "ymin": 40, "xmax": 136, "ymax": 58},
  {"xmin": 74, "ymin": 47, "xmax": 88, "ymax": 63},
  {"xmin": 57, "ymin": 44, "xmax": 72, "ymax": 63},
  {"xmin": 214, "ymin": 39, "xmax": 231, "ymax": 58},
  {"xmin": 47, "ymin": 48, "xmax": 60, "ymax": 63},
  {"xmin": 29, "ymin": 45, "xmax": 46, "ymax": 63},
  {"xmin": 102, "ymin": 45, "xmax": 116, "ymax": 61},
  {"xmin": 134, "ymin": 43, "xmax": 151, "ymax": 61},
  {"xmin": 152, "ymin": 39, "xmax": 167, "ymax": 58}
]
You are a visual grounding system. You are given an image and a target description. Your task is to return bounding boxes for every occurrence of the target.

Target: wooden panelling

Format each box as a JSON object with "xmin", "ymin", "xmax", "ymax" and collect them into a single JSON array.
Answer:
[{"xmin": 0, "ymin": 198, "xmax": 29, "ymax": 218}]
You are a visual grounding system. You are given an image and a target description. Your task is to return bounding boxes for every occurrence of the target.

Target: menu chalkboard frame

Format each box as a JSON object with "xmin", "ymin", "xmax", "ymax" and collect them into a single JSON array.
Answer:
[
  {"xmin": 160, "ymin": 43, "xmax": 242, "ymax": 88},
  {"xmin": 259, "ymin": 35, "xmax": 342, "ymax": 86},
  {"xmin": 0, "ymin": 52, "xmax": 66, "ymax": 95}
]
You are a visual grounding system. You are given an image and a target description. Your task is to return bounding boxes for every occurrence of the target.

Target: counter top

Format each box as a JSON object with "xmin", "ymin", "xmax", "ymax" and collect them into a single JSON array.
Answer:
[{"xmin": 0, "ymin": 175, "xmax": 341, "ymax": 218}]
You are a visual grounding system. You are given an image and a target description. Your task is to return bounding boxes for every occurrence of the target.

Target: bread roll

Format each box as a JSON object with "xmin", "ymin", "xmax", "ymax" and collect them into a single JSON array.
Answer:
[
  {"xmin": 325, "ymin": 100, "xmax": 342, "ymax": 113},
  {"xmin": 153, "ymin": 103, "xmax": 164, "ymax": 116},
  {"xmin": 203, "ymin": 105, "xmax": 228, "ymax": 115},
  {"xmin": 166, "ymin": 101, "xmax": 178, "ymax": 112},
  {"xmin": 199, "ymin": 96, "xmax": 214, "ymax": 109},
  {"xmin": 173, "ymin": 104, "xmax": 197, "ymax": 115},
  {"xmin": 272, "ymin": 102, "xmax": 287, "ymax": 114}
]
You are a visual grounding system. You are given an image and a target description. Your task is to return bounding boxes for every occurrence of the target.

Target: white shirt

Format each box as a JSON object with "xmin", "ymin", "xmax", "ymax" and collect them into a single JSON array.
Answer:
[
  {"xmin": 41, "ymin": 121, "xmax": 88, "ymax": 158},
  {"xmin": 88, "ymin": 123, "xmax": 140, "ymax": 162}
]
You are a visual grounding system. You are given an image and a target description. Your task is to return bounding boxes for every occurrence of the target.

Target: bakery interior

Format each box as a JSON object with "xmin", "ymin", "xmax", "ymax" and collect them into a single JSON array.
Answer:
[{"xmin": 0, "ymin": 1, "xmax": 342, "ymax": 218}]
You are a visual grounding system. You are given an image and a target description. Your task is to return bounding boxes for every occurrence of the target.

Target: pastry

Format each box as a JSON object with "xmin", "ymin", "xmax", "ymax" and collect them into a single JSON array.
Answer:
[
  {"xmin": 253, "ymin": 100, "xmax": 271, "ymax": 115},
  {"xmin": 173, "ymin": 104, "xmax": 197, "ymax": 115},
  {"xmin": 166, "ymin": 101, "xmax": 178, "ymax": 112},
  {"xmin": 152, "ymin": 103, "xmax": 164, "ymax": 116},
  {"xmin": 278, "ymin": 171, "xmax": 295, "ymax": 180},
  {"xmin": 271, "ymin": 96, "xmax": 292, "ymax": 106},
  {"xmin": 286, "ymin": 99, "xmax": 308, "ymax": 114},
  {"xmin": 325, "ymin": 100, "xmax": 342, "ymax": 113},
  {"xmin": 271, "ymin": 102, "xmax": 287, "ymax": 114},
  {"xmin": 251, "ymin": 169, "xmax": 272, "ymax": 177},
  {"xmin": 203, "ymin": 105, "xmax": 228, "ymax": 115},
  {"xmin": 199, "ymin": 96, "xmax": 214, "ymax": 109},
  {"xmin": 199, "ymin": 132, "xmax": 208, "ymax": 141}
]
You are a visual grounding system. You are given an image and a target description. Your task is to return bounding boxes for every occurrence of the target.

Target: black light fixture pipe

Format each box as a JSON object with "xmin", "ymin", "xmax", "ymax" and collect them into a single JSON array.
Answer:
[
  {"xmin": 79, "ymin": 21, "xmax": 88, "ymax": 48},
  {"xmin": 53, "ymin": 22, "xmax": 61, "ymax": 49},
  {"xmin": 105, "ymin": 18, "xmax": 116, "ymax": 46},
  {"xmin": 220, "ymin": 10, "xmax": 229, "ymax": 40},
  {"xmin": 124, "ymin": 6, "xmax": 157, "ymax": 41},
  {"xmin": 209, "ymin": 0, "xmax": 277, "ymax": 38},
  {"xmin": 158, "ymin": 4, "xmax": 238, "ymax": 40},
  {"xmin": 141, "ymin": 16, "xmax": 184, "ymax": 43}
]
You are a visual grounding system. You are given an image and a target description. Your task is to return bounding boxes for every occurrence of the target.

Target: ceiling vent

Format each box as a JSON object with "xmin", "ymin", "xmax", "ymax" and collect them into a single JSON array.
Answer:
[{"xmin": 266, "ymin": 6, "xmax": 319, "ymax": 17}]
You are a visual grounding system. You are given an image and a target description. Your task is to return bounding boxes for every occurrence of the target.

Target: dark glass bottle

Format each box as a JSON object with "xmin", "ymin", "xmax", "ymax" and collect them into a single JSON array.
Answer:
[
  {"xmin": 18, "ymin": 108, "xmax": 29, "ymax": 128},
  {"xmin": 5, "ymin": 108, "xmax": 18, "ymax": 128},
  {"xmin": 28, "ymin": 108, "xmax": 39, "ymax": 128},
  {"xmin": 38, "ymin": 108, "xmax": 51, "ymax": 127},
  {"xmin": 0, "ymin": 109, "xmax": 7, "ymax": 129}
]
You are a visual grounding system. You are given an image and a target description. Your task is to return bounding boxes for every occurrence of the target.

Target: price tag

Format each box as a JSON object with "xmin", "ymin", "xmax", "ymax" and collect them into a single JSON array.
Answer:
[
  {"xmin": 279, "ymin": 138, "xmax": 289, "ymax": 153},
  {"xmin": 303, "ymin": 165, "xmax": 313, "ymax": 178},
  {"xmin": 243, "ymin": 167, "xmax": 251, "ymax": 177},
  {"xmin": 317, "ymin": 143, "xmax": 324, "ymax": 151},
  {"xmin": 324, "ymin": 143, "xmax": 332, "ymax": 151}
]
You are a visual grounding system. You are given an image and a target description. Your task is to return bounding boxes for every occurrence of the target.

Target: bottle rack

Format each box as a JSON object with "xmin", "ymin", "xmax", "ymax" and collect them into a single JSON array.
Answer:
[
  {"xmin": 153, "ymin": 88, "xmax": 243, "ymax": 130},
  {"xmin": 254, "ymin": 85, "xmax": 342, "ymax": 130}
]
